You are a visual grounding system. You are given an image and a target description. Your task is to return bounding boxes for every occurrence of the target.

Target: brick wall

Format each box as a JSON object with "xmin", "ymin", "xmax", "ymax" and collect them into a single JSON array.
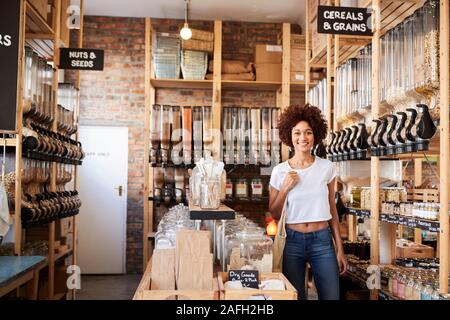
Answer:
[
  {"xmin": 75, "ymin": 16, "xmax": 146, "ymax": 273},
  {"xmin": 76, "ymin": 16, "xmax": 304, "ymax": 273}
]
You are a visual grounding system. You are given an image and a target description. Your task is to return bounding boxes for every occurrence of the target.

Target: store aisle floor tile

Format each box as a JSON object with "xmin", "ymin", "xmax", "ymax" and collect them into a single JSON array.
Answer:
[{"xmin": 76, "ymin": 274, "xmax": 142, "ymax": 300}]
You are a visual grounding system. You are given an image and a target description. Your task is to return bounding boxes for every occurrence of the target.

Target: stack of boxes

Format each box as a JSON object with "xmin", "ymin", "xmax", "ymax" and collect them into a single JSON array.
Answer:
[
  {"xmin": 254, "ymin": 44, "xmax": 282, "ymax": 82},
  {"xmin": 290, "ymin": 34, "xmax": 307, "ymax": 82}
]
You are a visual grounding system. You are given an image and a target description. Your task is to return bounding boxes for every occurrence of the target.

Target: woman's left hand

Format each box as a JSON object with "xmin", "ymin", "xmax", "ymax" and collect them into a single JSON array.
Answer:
[{"xmin": 336, "ymin": 249, "xmax": 347, "ymax": 275}]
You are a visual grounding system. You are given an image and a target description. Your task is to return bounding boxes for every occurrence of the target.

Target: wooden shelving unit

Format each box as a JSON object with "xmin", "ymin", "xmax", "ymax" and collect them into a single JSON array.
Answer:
[
  {"xmin": 150, "ymin": 78, "xmax": 213, "ymax": 89},
  {"xmin": 305, "ymin": 0, "xmax": 449, "ymax": 299},
  {"xmin": 0, "ymin": 0, "xmax": 84, "ymax": 301},
  {"xmin": 142, "ymin": 20, "xmax": 297, "ymax": 269},
  {"xmin": 308, "ymin": 0, "xmax": 425, "ymax": 66}
]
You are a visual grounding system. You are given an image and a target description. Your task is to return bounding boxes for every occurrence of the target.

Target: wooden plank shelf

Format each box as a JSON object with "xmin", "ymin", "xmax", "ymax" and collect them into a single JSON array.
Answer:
[
  {"xmin": 150, "ymin": 78, "xmax": 213, "ymax": 89},
  {"xmin": 310, "ymin": 0, "xmax": 425, "ymax": 66},
  {"xmin": 55, "ymin": 248, "xmax": 73, "ymax": 262},
  {"xmin": 25, "ymin": 2, "xmax": 54, "ymax": 36},
  {"xmin": 25, "ymin": 2, "xmax": 55, "ymax": 60},
  {"xmin": 189, "ymin": 203, "xmax": 236, "ymax": 220},
  {"xmin": 147, "ymin": 231, "xmax": 156, "ymax": 239},
  {"xmin": 344, "ymin": 270, "xmax": 369, "ymax": 288},
  {"xmin": 290, "ymin": 80, "xmax": 317, "ymax": 92},
  {"xmin": 345, "ymin": 208, "xmax": 440, "ymax": 232},
  {"xmin": 346, "ymin": 207, "xmax": 371, "ymax": 219},
  {"xmin": 378, "ymin": 289, "xmax": 400, "ymax": 300},
  {"xmin": 0, "ymin": 138, "xmax": 17, "ymax": 147},
  {"xmin": 379, "ymin": 213, "xmax": 440, "ymax": 233},
  {"xmin": 221, "ymin": 80, "xmax": 281, "ymax": 91}
]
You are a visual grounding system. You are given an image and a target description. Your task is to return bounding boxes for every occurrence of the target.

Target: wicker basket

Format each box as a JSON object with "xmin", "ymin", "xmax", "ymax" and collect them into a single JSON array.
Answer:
[
  {"xmin": 153, "ymin": 33, "xmax": 180, "ymax": 79},
  {"xmin": 182, "ymin": 39, "xmax": 214, "ymax": 53},
  {"xmin": 181, "ymin": 50, "xmax": 208, "ymax": 80},
  {"xmin": 190, "ymin": 28, "xmax": 214, "ymax": 42}
]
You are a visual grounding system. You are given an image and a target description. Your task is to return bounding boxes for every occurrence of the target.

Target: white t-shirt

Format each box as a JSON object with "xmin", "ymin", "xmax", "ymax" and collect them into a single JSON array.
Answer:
[{"xmin": 269, "ymin": 156, "xmax": 336, "ymax": 223}]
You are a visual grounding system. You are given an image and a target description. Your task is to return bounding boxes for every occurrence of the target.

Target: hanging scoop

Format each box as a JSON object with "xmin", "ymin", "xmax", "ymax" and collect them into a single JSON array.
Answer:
[
  {"xmin": 395, "ymin": 111, "xmax": 407, "ymax": 154},
  {"xmin": 356, "ymin": 123, "xmax": 369, "ymax": 159},
  {"xmin": 349, "ymin": 125, "xmax": 359, "ymax": 160},
  {"xmin": 370, "ymin": 119, "xmax": 382, "ymax": 157},
  {"xmin": 386, "ymin": 114, "xmax": 398, "ymax": 155},
  {"xmin": 405, "ymin": 108, "xmax": 418, "ymax": 153},
  {"xmin": 416, "ymin": 104, "xmax": 437, "ymax": 151},
  {"xmin": 327, "ymin": 132, "xmax": 336, "ymax": 162}
]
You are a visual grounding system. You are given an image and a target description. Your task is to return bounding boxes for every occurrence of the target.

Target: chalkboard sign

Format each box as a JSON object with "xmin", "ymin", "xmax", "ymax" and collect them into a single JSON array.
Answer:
[
  {"xmin": 59, "ymin": 48, "xmax": 104, "ymax": 71},
  {"xmin": 228, "ymin": 270, "xmax": 259, "ymax": 289},
  {"xmin": 0, "ymin": 0, "xmax": 21, "ymax": 131},
  {"xmin": 317, "ymin": 5, "xmax": 372, "ymax": 36}
]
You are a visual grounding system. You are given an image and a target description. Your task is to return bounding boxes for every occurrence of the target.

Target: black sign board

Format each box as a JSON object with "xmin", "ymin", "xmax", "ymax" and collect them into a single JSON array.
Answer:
[
  {"xmin": 59, "ymin": 48, "xmax": 104, "ymax": 71},
  {"xmin": 0, "ymin": 0, "xmax": 21, "ymax": 131},
  {"xmin": 317, "ymin": 5, "xmax": 372, "ymax": 36},
  {"xmin": 228, "ymin": 270, "xmax": 259, "ymax": 289}
]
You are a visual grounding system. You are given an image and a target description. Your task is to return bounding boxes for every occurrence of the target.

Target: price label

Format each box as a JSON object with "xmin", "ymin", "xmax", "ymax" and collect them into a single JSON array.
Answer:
[{"xmin": 228, "ymin": 270, "xmax": 259, "ymax": 289}]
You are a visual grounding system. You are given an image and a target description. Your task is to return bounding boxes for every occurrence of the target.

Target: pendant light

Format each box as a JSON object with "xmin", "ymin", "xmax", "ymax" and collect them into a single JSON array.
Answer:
[{"xmin": 180, "ymin": 0, "xmax": 192, "ymax": 40}]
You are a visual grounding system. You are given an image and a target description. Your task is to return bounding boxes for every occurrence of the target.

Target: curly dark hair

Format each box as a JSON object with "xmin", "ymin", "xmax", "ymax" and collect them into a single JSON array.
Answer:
[{"xmin": 278, "ymin": 104, "xmax": 328, "ymax": 148}]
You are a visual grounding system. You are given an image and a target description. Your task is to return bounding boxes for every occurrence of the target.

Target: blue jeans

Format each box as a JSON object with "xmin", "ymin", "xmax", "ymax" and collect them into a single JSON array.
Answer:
[{"xmin": 283, "ymin": 227, "xmax": 340, "ymax": 300}]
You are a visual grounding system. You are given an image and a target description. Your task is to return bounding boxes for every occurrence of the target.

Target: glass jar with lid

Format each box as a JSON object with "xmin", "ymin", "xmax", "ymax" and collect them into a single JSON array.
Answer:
[
  {"xmin": 405, "ymin": 276, "xmax": 415, "ymax": 300},
  {"xmin": 421, "ymin": 281, "xmax": 433, "ymax": 300},
  {"xmin": 251, "ymin": 178, "xmax": 263, "ymax": 199},
  {"xmin": 200, "ymin": 176, "xmax": 220, "ymax": 209},
  {"xmin": 225, "ymin": 229, "xmax": 273, "ymax": 273},
  {"xmin": 412, "ymin": 277, "xmax": 423, "ymax": 300},
  {"xmin": 423, "ymin": 0, "xmax": 440, "ymax": 92},
  {"xmin": 235, "ymin": 178, "xmax": 249, "ymax": 199}
]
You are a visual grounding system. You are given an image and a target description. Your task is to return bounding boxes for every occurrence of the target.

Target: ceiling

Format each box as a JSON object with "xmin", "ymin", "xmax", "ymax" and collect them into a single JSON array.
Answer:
[{"xmin": 84, "ymin": 0, "xmax": 306, "ymax": 30}]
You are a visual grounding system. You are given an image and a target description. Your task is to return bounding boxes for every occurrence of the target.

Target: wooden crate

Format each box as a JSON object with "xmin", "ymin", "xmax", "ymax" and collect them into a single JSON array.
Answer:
[
  {"xmin": 217, "ymin": 272, "xmax": 297, "ymax": 300},
  {"xmin": 396, "ymin": 243, "xmax": 434, "ymax": 259},
  {"xmin": 407, "ymin": 189, "xmax": 439, "ymax": 203},
  {"xmin": 133, "ymin": 261, "xmax": 219, "ymax": 300}
]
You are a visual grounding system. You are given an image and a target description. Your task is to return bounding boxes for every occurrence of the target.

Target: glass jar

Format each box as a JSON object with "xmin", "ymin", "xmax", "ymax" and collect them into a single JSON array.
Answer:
[
  {"xmin": 397, "ymin": 274, "xmax": 406, "ymax": 299},
  {"xmin": 412, "ymin": 277, "xmax": 423, "ymax": 300},
  {"xmin": 225, "ymin": 178, "xmax": 233, "ymax": 199},
  {"xmin": 235, "ymin": 178, "xmax": 248, "ymax": 199},
  {"xmin": 351, "ymin": 187, "xmax": 362, "ymax": 208},
  {"xmin": 200, "ymin": 177, "xmax": 220, "ymax": 209},
  {"xmin": 421, "ymin": 282, "xmax": 432, "ymax": 300},
  {"xmin": 23, "ymin": 47, "xmax": 33, "ymax": 113},
  {"xmin": 226, "ymin": 229, "xmax": 273, "ymax": 273},
  {"xmin": 392, "ymin": 271, "xmax": 399, "ymax": 297},
  {"xmin": 405, "ymin": 276, "xmax": 415, "ymax": 300},
  {"xmin": 150, "ymin": 104, "xmax": 161, "ymax": 164},
  {"xmin": 413, "ymin": 7, "xmax": 425, "ymax": 95},
  {"xmin": 423, "ymin": 0, "xmax": 440, "ymax": 92},
  {"xmin": 251, "ymin": 178, "xmax": 263, "ymax": 199}
]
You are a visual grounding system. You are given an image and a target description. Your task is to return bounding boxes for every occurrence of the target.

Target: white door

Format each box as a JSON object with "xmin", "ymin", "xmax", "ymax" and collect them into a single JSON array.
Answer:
[{"xmin": 77, "ymin": 126, "xmax": 128, "ymax": 274}]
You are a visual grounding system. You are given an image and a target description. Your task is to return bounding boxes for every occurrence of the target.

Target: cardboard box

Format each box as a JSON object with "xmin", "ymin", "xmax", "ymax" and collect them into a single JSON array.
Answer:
[
  {"xmin": 255, "ymin": 44, "xmax": 282, "ymax": 64},
  {"xmin": 255, "ymin": 64, "xmax": 282, "ymax": 82},
  {"xmin": 290, "ymin": 71, "xmax": 305, "ymax": 82},
  {"xmin": 29, "ymin": 0, "xmax": 48, "ymax": 20},
  {"xmin": 291, "ymin": 47, "xmax": 306, "ymax": 71}
]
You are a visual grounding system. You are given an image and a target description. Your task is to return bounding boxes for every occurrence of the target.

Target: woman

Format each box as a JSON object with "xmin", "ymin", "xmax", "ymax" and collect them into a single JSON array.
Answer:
[{"xmin": 269, "ymin": 104, "xmax": 347, "ymax": 300}]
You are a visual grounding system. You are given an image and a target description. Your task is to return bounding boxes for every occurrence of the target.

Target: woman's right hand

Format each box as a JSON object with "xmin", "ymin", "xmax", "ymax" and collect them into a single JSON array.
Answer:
[{"xmin": 280, "ymin": 171, "xmax": 299, "ymax": 194}]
